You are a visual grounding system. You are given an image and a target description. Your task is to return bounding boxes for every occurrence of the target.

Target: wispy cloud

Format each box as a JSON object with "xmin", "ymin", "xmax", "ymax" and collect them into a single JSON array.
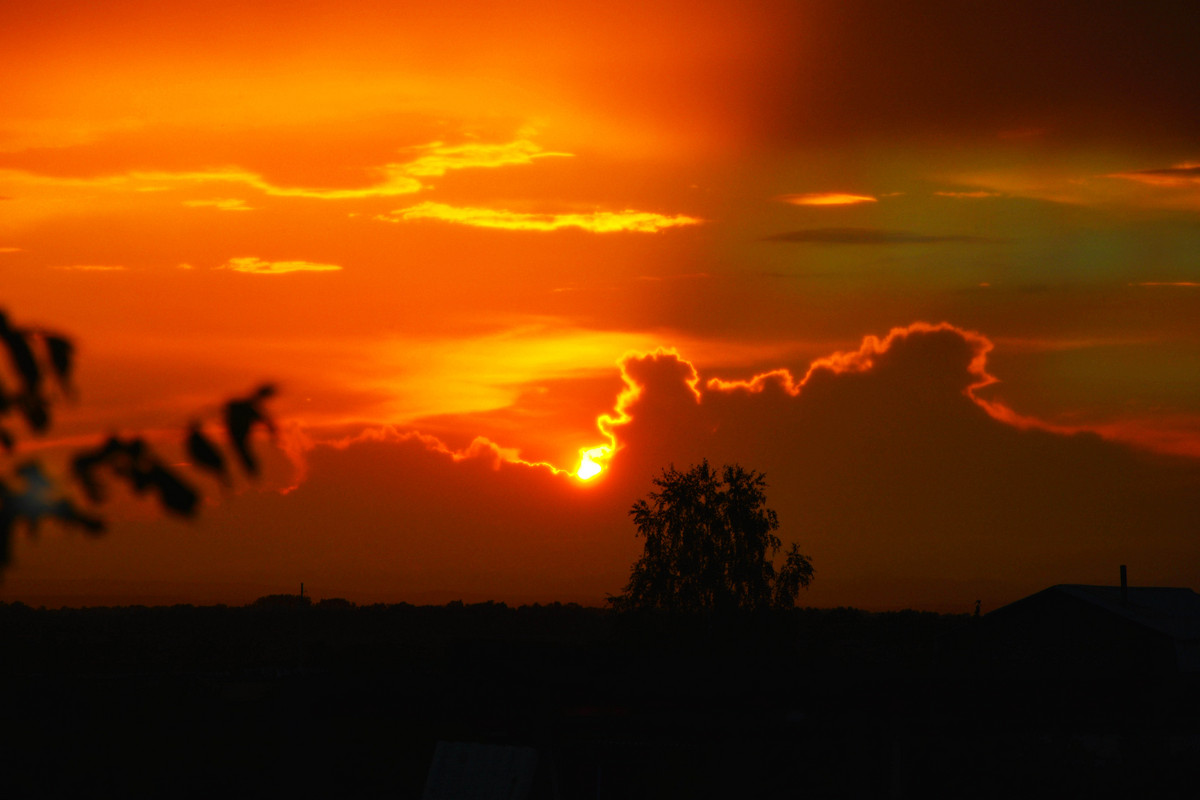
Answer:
[
  {"xmin": 1108, "ymin": 163, "xmax": 1200, "ymax": 187},
  {"xmin": 764, "ymin": 227, "xmax": 991, "ymax": 245},
  {"xmin": 183, "ymin": 198, "xmax": 254, "ymax": 211},
  {"xmin": 51, "ymin": 264, "xmax": 129, "ymax": 271},
  {"xmin": 636, "ymin": 272, "xmax": 709, "ymax": 282},
  {"xmin": 777, "ymin": 193, "xmax": 877, "ymax": 206},
  {"xmin": 0, "ymin": 246, "xmax": 23, "ymax": 253},
  {"xmin": 1130, "ymin": 281, "xmax": 1200, "ymax": 288},
  {"xmin": 400, "ymin": 140, "xmax": 568, "ymax": 177},
  {"xmin": 934, "ymin": 190, "xmax": 1000, "ymax": 199},
  {"xmin": 220, "ymin": 257, "xmax": 342, "ymax": 275},
  {"xmin": 379, "ymin": 202, "xmax": 703, "ymax": 233},
  {"xmin": 2, "ymin": 139, "xmax": 569, "ymax": 202}
]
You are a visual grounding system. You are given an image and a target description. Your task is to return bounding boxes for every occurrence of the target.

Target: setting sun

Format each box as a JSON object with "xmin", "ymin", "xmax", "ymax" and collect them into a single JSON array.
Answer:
[{"xmin": 576, "ymin": 447, "xmax": 607, "ymax": 481}]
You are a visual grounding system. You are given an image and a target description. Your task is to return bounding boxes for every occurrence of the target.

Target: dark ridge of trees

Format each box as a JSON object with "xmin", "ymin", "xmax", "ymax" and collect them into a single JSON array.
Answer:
[
  {"xmin": 2, "ymin": 598, "xmax": 1197, "ymax": 798},
  {"xmin": 0, "ymin": 307, "xmax": 276, "ymax": 574},
  {"xmin": 0, "ymin": 598, "xmax": 967, "ymax": 677}
]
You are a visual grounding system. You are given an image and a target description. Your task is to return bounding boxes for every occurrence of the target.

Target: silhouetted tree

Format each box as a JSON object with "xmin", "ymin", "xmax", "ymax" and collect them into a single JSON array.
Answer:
[{"xmin": 610, "ymin": 460, "xmax": 813, "ymax": 613}]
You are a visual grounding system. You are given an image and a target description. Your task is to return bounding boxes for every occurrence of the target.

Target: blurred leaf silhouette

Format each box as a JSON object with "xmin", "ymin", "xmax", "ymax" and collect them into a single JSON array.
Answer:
[
  {"xmin": 0, "ymin": 309, "xmax": 54, "ymax": 431},
  {"xmin": 44, "ymin": 334, "xmax": 76, "ymax": 397},
  {"xmin": 187, "ymin": 422, "xmax": 230, "ymax": 484},
  {"xmin": 71, "ymin": 436, "xmax": 200, "ymax": 515},
  {"xmin": 1, "ymin": 461, "xmax": 104, "ymax": 568},
  {"xmin": 0, "ymin": 308, "xmax": 276, "ymax": 574},
  {"xmin": 224, "ymin": 384, "xmax": 277, "ymax": 476}
]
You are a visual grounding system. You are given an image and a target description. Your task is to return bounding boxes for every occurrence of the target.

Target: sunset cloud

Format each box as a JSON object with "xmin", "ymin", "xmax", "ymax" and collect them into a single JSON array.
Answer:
[
  {"xmin": 778, "ymin": 193, "xmax": 878, "ymax": 206},
  {"xmin": 1130, "ymin": 282, "xmax": 1200, "ymax": 288},
  {"xmin": 1108, "ymin": 163, "xmax": 1200, "ymax": 187},
  {"xmin": 183, "ymin": 198, "xmax": 253, "ymax": 211},
  {"xmin": 635, "ymin": 272, "xmax": 709, "ymax": 282},
  {"xmin": 220, "ymin": 257, "xmax": 342, "ymax": 275},
  {"xmin": 398, "ymin": 139, "xmax": 569, "ymax": 177},
  {"xmin": 0, "ymin": 139, "xmax": 568, "ymax": 202},
  {"xmin": 327, "ymin": 427, "xmax": 572, "ymax": 478},
  {"xmin": 379, "ymin": 202, "xmax": 703, "ymax": 233},
  {"xmin": 765, "ymin": 228, "xmax": 990, "ymax": 245},
  {"xmin": 934, "ymin": 190, "xmax": 1001, "ymax": 199},
  {"xmin": 51, "ymin": 264, "xmax": 129, "ymax": 271}
]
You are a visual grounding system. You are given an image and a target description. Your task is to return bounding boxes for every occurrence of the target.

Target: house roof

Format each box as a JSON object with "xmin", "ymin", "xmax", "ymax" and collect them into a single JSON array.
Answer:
[{"xmin": 1029, "ymin": 585, "xmax": 1200, "ymax": 641}]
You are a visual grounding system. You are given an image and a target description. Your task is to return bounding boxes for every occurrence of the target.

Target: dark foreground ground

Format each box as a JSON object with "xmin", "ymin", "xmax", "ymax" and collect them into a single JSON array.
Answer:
[{"xmin": 2, "ymin": 599, "xmax": 1198, "ymax": 798}]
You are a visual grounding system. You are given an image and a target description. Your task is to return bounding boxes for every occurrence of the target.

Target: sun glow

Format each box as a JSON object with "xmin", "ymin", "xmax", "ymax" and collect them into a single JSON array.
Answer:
[{"xmin": 575, "ymin": 447, "xmax": 608, "ymax": 480}]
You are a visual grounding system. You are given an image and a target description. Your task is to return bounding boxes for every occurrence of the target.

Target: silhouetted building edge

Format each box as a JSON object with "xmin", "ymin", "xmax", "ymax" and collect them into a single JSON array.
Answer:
[{"xmin": 976, "ymin": 583, "xmax": 1200, "ymax": 675}]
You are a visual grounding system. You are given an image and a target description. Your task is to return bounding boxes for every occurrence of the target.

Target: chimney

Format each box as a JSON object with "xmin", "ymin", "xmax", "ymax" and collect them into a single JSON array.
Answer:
[{"xmin": 1120, "ymin": 565, "xmax": 1127, "ymax": 606}]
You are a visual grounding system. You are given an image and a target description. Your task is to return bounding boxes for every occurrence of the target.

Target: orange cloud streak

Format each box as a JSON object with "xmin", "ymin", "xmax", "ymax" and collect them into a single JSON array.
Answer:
[
  {"xmin": 319, "ymin": 426, "xmax": 577, "ymax": 480},
  {"xmin": 0, "ymin": 139, "xmax": 566, "ymax": 202},
  {"xmin": 934, "ymin": 190, "xmax": 1000, "ymax": 199},
  {"xmin": 220, "ymin": 257, "xmax": 342, "ymax": 275},
  {"xmin": 183, "ymin": 198, "xmax": 253, "ymax": 211},
  {"xmin": 778, "ymin": 193, "xmax": 878, "ymax": 206},
  {"xmin": 380, "ymin": 202, "xmax": 703, "ymax": 233},
  {"xmin": 1107, "ymin": 163, "xmax": 1200, "ymax": 187},
  {"xmin": 1131, "ymin": 282, "xmax": 1200, "ymax": 288}
]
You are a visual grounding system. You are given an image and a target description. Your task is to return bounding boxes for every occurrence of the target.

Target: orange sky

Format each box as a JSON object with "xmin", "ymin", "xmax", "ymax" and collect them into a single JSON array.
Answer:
[{"xmin": 3, "ymin": 0, "xmax": 1199, "ymax": 610}]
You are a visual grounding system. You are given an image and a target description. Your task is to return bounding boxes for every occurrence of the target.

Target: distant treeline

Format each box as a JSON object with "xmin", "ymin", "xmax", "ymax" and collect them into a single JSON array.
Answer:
[
  {"xmin": 0, "ymin": 598, "xmax": 965, "ymax": 676},
  {"xmin": 3, "ymin": 599, "xmax": 1197, "ymax": 798}
]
